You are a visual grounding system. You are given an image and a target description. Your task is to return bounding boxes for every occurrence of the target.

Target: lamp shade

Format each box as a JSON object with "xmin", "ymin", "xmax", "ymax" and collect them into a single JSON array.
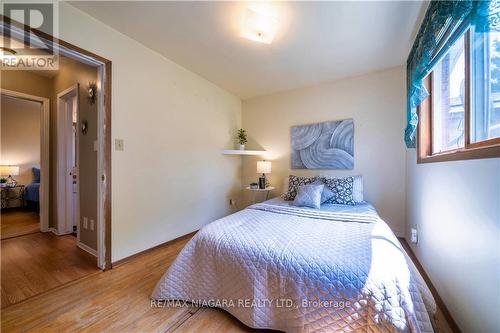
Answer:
[
  {"xmin": 256, "ymin": 161, "xmax": 271, "ymax": 174},
  {"xmin": 0, "ymin": 165, "xmax": 19, "ymax": 176}
]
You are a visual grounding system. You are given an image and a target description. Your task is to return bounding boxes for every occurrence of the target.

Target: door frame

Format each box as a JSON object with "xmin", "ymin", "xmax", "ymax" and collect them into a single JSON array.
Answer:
[
  {"xmin": 56, "ymin": 84, "xmax": 79, "ymax": 236},
  {"xmin": 0, "ymin": 89, "xmax": 50, "ymax": 233},
  {"xmin": 1, "ymin": 16, "xmax": 113, "ymax": 270}
]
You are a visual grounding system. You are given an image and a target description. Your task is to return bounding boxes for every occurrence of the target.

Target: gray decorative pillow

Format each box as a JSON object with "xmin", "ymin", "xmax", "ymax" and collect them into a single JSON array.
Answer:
[
  {"xmin": 292, "ymin": 184, "xmax": 324, "ymax": 209},
  {"xmin": 283, "ymin": 175, "xmax": 318, "ymax": 201},
  {"xmin": 323, "ymin": 176, "xmax": 355, "ymax": 205},
  {"xmin": 311, "ymin": 179, "xmax": 335, "ymax": 203}
]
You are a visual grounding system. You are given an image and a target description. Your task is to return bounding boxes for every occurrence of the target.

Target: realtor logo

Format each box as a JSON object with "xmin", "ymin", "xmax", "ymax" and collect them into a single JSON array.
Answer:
[{"xmin": 1, "ymin": 0, "xmax": 59, "ymax": 70}]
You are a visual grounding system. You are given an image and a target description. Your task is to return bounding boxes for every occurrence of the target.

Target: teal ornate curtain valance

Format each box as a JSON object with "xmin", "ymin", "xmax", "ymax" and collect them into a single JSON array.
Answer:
[{"xmin": 405, "ymin": 0, "xmax": 500, "ymax": 148}]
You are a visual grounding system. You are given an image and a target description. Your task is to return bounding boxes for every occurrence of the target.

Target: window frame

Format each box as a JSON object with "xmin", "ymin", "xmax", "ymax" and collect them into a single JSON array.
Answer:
[{"xmin": 417, "ymin": 30, "xmax": 500, "ymax": 164}]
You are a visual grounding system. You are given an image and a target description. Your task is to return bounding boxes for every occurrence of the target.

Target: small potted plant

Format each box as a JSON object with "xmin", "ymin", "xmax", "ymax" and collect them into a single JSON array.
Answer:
[{"xmin": 237, "ymin": 128, "xmax": 248, "ymax": 150}]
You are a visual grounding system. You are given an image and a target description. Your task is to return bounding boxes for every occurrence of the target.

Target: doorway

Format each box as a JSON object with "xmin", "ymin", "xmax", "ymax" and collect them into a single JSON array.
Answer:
[
  {"xmin": 1, "ymin": 74, "xmax": 103, "ymax": 309},
  {"xmin": 1, "ymin": 23, "xmax": 112, "ymax": 309},
  {"xmin": 2, "ymin": 17, "xmax": 112, "ymax": 269},
  {"xmin": 57, "ymin": 85, "xmax": 79, "ymax": 236},
  {"xmin": 0, "ymin": 89, "xmax": 101, "ymax": 310},
  {"xmin": 0, "ymin": 90, "xmax": 50, "ymax": 237}
]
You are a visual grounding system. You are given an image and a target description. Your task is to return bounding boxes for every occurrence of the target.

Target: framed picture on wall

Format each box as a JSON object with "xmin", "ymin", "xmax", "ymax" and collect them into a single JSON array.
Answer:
[{"xmin": 291, "ymin": 119, "xmax": 354, "ymax": 169}]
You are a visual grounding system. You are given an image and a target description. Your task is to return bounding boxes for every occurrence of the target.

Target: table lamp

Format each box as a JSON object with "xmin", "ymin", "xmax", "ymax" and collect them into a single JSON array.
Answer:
[
  {"xmin": 0, "ymin": 165, "xmax": 20, "ymax": 187},
  {"xmin": 256, "ymin": 160, "xmax": 271, "ymax": 189}
]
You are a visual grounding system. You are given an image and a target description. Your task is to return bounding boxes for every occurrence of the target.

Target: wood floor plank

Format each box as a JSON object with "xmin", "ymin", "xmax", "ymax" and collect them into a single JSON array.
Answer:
[
  {"xmin": 1, "ymin": 228, "xmax": 99, "ymax": 308},
  {"xmin": 1, "ymin": 235, "xmax": 192, "ymax": 332},
  {"xmin": 1, "ymin": 210, "xmax": 40, "ymax": 239}
]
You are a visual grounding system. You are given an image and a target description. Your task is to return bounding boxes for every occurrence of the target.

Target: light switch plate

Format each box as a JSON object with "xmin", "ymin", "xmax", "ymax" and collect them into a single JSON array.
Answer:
[
  {"xmin": 115, "ymin": 139, "xmax": 124, "ymax": 151},
  {"xmin": 93, "ymin": 140, "xmax": 98, "ymax": 152},
  {"xmin": 411, "ymin": 228, "xmax": 418, "ymax": 244},
  {"xmin": 90, "ymin": 219, "xmax": 94, "ymax": 231}
]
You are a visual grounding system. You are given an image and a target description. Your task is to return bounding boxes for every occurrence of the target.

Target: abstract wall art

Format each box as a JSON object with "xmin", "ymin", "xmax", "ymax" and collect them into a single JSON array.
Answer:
[{"xmin": 291, "ymin": 119, "xmax": 354, "ymax": 169}]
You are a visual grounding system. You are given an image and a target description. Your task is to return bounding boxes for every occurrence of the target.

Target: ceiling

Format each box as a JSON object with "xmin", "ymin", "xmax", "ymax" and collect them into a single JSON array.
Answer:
[{"xmin": 70, "ymin": 1, "xmax": 425, "ymax": 99}]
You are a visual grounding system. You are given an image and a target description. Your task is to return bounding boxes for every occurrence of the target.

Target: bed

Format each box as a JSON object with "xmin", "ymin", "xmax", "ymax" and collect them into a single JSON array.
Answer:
[
  {"xmin": 24, "ymin": 167, "xmax": 40, "ymax": 212},
  {"xmin": 24, "ymin": 182, "xmax": 40, "ymax": 203},
  {"xmin": 152, "ymin": 198, "xmax": 436, "ymax": 332}
]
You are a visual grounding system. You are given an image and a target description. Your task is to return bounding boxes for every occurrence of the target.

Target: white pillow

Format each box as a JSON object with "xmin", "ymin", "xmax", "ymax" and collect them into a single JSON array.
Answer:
[
  {"xmin": 352, "ymin": 175, "xmax": 364, "ymax": 203},
  {"xmin": 283, "ymin": 177, "xmax": 289, "ymax": 195}
]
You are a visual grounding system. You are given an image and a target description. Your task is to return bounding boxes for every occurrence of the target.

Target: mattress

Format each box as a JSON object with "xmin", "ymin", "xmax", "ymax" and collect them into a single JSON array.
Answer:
[{"xmin": 152, "ymin": 198, "xmax": 436, "ymax": 332}]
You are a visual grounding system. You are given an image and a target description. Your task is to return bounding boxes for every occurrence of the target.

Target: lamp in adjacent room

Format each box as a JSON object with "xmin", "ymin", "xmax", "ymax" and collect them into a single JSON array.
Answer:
[
  {"xmin": 257, "ymin": 160, "xmax": 271, "ymax": 189},
  {"xmin": 0, "ymin": 165, "xmax": 20, "ymax": 187}
]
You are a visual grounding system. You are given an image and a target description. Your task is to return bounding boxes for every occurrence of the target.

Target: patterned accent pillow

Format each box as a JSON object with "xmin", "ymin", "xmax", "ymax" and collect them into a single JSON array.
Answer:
[
  {"xmin": 323, "ymin": 176, "xmax": 355, "ymax": 205},
  {"xmin": 283, "ymin": 175, "xmax": 318, "ymax": 201},
  {"xmin": 311, "ymin": 179, "xmax": 335, "ymax": 203},
  {"xmin": 292, "ymin": 184, "xmax": 324, "ymax": 209}
]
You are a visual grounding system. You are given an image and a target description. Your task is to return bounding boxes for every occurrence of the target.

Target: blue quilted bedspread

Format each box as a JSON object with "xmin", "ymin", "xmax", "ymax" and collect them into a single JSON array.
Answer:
[{"xmin": 24, "ymin": 182, "xmax": 40, "ymax": 202}]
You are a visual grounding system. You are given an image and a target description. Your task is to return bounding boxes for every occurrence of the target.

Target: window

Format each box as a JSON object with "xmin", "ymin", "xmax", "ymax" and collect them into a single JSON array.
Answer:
[
  {"xmin": 432, "ymin": 36, "xmax": 466, "ymax": 154},
  {"xmin": 471, "ymin": 29, "xmax": 500, "ymax": 143},
  {"xmin": 418, "ymin": 30, "xmax": 500, "ymax": 163}
]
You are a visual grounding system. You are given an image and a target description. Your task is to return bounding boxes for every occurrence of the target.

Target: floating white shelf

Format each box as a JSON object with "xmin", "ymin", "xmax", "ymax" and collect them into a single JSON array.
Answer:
[
  {"xmin": 245, "ymin": 186, "xmax": 275, "ymax": 191},
  {"xmin": 222, "ymin": 149, "xmax": 266, "ymax": 156}
]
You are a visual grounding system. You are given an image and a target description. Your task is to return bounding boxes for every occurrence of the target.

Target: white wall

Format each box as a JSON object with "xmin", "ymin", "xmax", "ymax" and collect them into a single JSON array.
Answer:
[
  {"xmin": 242, "ymin": 67, "xmax": 407, "ymax": 235},
  {"xmin": 406, "ymin": 151, "xmax": 500, "ymax": 332},
  {"xmin": 58, "ymin": 3, "xmax": 242, "ymax": 261}
]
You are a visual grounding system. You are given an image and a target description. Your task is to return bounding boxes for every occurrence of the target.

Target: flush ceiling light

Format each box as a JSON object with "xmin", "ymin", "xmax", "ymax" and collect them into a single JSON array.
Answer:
[{"xmin": 240, "ymin": 7, "xmax": 279, "ymax": 44}]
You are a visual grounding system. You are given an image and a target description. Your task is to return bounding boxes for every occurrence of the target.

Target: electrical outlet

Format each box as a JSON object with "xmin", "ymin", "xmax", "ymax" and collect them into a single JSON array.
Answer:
[
  {"xmin": 411, "ymin": 228, "xmax": 418, "ymax": 244},
  {"xmin": 90, "ymin": 219, "xmax": 95, "ymax": 231},
  {"xmin": 115, "ymin": 139, "xmax": 124, "ymax": 151},
  {"xmin": 83, "ymin": 217, "xmax": 88, "ymax": 229}
]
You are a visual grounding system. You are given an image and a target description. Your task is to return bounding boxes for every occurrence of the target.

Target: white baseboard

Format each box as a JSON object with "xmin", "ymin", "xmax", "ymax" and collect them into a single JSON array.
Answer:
[
  {"xmin": 77, "ymin": 241, "xmax": 97, "ymax": 257},
  {"xmin": 48, "ymin": 227, "xmax": 73, "ymax": 236}
]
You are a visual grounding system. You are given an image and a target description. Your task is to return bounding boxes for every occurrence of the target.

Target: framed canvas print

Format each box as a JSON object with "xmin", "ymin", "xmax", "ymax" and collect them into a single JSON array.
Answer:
[{"xmin": 291, "ymin": 119, "xmax": 354, "ymax": 169}]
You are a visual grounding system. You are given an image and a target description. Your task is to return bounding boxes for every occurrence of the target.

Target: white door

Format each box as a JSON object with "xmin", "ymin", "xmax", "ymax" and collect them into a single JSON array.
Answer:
[
  {"xmin": 57, "ymin": 86, "xmax": 79, "ymax": 235},
  {"xmin": 70, "ymin": 95, "xmax": 78, "ymax": 233}
]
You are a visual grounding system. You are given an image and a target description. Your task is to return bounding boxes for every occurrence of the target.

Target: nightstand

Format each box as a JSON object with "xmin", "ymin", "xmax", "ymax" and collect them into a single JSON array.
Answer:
[
  {"xmin": 245, "ymin": 186, "xmax": 275, "ymax": 204},
  {"xmin": 1, "ymin": 185, "xmax": 25, "ymax": 209}
]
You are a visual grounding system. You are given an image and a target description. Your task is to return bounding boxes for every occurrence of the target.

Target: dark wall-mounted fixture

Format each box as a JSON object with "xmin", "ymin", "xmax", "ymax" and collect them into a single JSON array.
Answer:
[
  {"xmin": 87, "ymin": 82, "xmax": 97, "ymax": 105},
  {"xmin": 81, "ymin": 120, "xmax": 88, "ymax": 135}
]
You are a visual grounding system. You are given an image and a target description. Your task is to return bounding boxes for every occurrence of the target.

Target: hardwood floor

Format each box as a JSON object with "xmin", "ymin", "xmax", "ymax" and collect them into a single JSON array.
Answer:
[
  {"xmin": 1, "ymin": 231, "xmax": 99, "ymax": 308},
  {"xmin": 1, "ymin": 234, "xmax": 454, "ymax": 333},
  {"xmin": 1, "ymin": 209, "xmax": 40, "ymax": 240},
  {"xmin": 1, "ymin": 234, "xmax": 260, "ymax": 333}
]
